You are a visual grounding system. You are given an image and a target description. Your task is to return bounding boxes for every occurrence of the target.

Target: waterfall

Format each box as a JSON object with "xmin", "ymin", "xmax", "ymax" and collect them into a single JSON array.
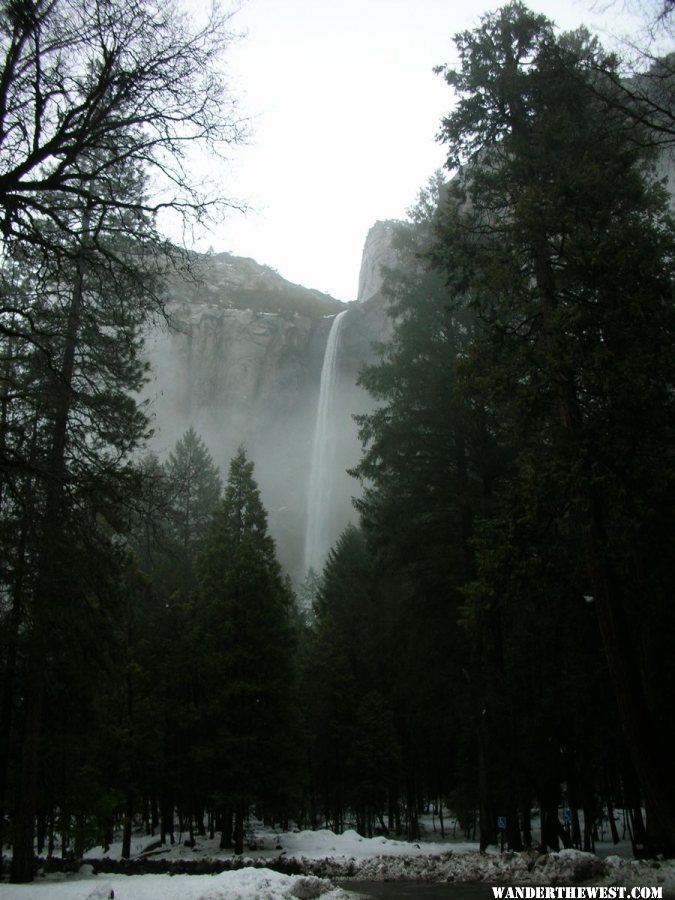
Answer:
[{"xmin": 304, "ymin": 309, "xmax": 349, "ymax": 573}]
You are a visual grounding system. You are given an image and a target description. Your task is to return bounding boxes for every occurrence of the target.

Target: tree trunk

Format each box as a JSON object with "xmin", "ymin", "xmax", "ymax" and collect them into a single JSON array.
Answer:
[
  {"xmin": 584, "ymin": 497, "xmax": 675, "ymax": 853},
  {"xmin": 520, "ymin": 794, "xmax": 533, "ymax": 848},
  {"xmin": 566, "ymin": 759, "xmax": 582, "ymax": 849},
  {"xmin": 161, "ymin": 794, "xmax": 174, "ymax": 845},
  {"xmin": 233, "ymin": 803, "xmax": 245, "ymax": 855},
  {"xmin": 583, "ymin": 803, "xmax": 596, "ymax": 853},
  {"xmin": 505, "ymin": 800, "xmax": 523, "ymax": 852},
  {"xmin": 36, "ymin": 813, "xmax": 46, "ymax": 856},
  {"xmin": 196, "ymin": 807, "xmax": 206, "ymax": 837},
  {"xmin": 0, "ymin": 423, "xmax": 39, "ymax": 868},
  {"xmin": 151, "ymin": 793, "xmax": 159, "ymax": 834},
  {"xmin": 10, "ymin": 627, "xmax": 47, "ymax": 882},
  {"xmin": 0, "ymin": 340, "xmax": 18, "ymax": 866},
  {"xmin": 220, "ymin": 806, "xmax": 233, "ymax": 849},
  {"xmin": 10, "ymin": 261, "xmax": 86, "ymax": 883},
  {"xmin": 570, "ymin": 808, "xmax": 582, "ymax": 850},
  {"xmin": 73, "ymin": 812, "xmax": 85, "ymax": 860},
  {"xmin": 47, "ymin": 811, "xmax": 55, "ymax": 858},
  {"xmin": 0, "ymin": 510, "xmax": 30, "ymax": 866},
  {"xmin": 122, "ymin": 789, "xmax": 133, "ymax": 859},
  {"xmin": 540, "ymin": 791, "xmax": 560, "ymax": 852},
  {"xmin": 406, "ymin": 779, "xmax": 420, "ymax": 842},
  {"xmin": 607, "ymin": 798, "xmax": 620, "ymax": 845},
  {"xmin": 477, "ymin": 716, "xmax": 495, "ymax": 850},
  {"xmin": 534, "ymin": 243, "xmax": 675, "ymax": 854}
]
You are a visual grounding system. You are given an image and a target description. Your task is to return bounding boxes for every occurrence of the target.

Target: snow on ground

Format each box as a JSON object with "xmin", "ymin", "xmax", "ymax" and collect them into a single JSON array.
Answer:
[
  {"xmin": 3, "ymin": 821, "xmax": 675, "ymax": 898},
  {"xmin": 259, "ymin": 827, "xmax": 476, "ymax": 860},
  {"xmin": 0, "ymin": 867, "xmax": 349, "ymax": 899},
  {"xmin": 81, "ymin": 821, "xmax": 476, "ymax": 864},
  {"xmin": 324, "ymin": 846, "xmax": 675, "ymax": 892}
]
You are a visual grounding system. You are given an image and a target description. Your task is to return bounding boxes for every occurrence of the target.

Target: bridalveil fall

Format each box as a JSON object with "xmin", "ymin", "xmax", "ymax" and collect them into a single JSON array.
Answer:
[{"xmin": 304, "ymin": 310, "xmax": 349, "ymax": 573}]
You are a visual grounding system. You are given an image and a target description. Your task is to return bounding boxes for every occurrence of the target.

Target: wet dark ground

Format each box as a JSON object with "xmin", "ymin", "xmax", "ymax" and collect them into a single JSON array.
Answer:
[
  {"xmin": 339, "ymin": 881, "xmax": 497, "ymax": 898},
  {"xmin": 338, "ymin": 885, "xmax": 675, "ymax": 900}
]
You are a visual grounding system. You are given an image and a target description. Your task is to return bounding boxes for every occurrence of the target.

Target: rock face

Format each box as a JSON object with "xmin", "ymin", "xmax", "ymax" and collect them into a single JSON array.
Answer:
[
  {"xmin": 144, "ymin": 237, "xmax": 395, "ymax": 579},
  {"xmin": 356, "ymin": 220, "xmax": 400, "ymax": 303}
]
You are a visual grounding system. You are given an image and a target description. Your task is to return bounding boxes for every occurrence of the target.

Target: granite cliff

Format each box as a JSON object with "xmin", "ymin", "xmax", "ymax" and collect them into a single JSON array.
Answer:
[{"xmin": 144, "ymin": 229, "xmax": 396, "ymax": 579}]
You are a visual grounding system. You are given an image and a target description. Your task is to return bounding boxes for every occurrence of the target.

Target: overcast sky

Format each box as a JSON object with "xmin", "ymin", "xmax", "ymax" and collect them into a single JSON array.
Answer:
[{"xmin": 184, "ymin": 0, "xmax": 650, "ymax": 301}]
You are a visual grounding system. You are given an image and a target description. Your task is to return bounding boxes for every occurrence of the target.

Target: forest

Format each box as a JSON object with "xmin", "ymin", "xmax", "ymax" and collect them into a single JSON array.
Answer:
[{"xmin": 0, "ymin": 0, "xmax": 674, "ymax": 886}]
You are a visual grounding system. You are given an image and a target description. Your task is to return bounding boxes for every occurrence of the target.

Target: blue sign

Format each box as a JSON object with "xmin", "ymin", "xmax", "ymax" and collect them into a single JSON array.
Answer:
[
  {"xmin": 497, "ymin": 816, "xmax": 507, "ymax": 830},
  {"xmin": 562, "ymin": 809, "xmax": 572, "ymax": 824}
]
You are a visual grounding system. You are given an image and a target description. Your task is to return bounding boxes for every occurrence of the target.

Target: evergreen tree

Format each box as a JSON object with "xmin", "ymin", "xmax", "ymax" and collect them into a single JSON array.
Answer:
[
  {"xmin": 352, "ymin": 178, "xmax": 491, "ymax": 593},
  {"xmin": 350, "ymin": 2, "xmax": 675, "ymax": 853},
  {"xmin": 4, "ymin": 200, "xmax": 157, "ymax": 880},
  {"xmin": 432, "ymin": 1, "xmax": 675, "ymax": 852},
  {"xmin": 302, "ymin": 525, "xmax": 439, "ymax": 839},
  {"xmin": 162, "ymin": 427, "xmax": 222, "ymax": 595},
  {"xmin": 351, "ymin": 184, "xmax": 499, "ymax": 845},
  {"xmin": 0, "ymin": 0, "xmax": 244, "ymax": 875},
  {"xmin": 193, "ymin": 448, "xmax": 297, "ymax": 853},
  {"xmin": 118, "ymin": 433, "xmax": 222, "ymax": 850}
]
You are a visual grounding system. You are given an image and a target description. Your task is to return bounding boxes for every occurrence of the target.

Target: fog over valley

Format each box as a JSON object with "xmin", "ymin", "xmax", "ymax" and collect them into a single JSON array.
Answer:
[{"xmin": 142, "ymin": 224, "xmax": 394, "ymax": 579}]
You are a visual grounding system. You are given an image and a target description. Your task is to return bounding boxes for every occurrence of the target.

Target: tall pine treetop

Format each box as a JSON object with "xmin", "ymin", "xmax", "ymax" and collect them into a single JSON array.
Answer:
[
  {"xmin": 164, "ymin": 427, "xmax": 222, "ymax": 551},
  {"xmin": 199, "ymin": 447, "xmax": 280, "ymax": 585},
  {"xmin": 223, "ymin": 448, "xmax": 273, "ymax": 547}
]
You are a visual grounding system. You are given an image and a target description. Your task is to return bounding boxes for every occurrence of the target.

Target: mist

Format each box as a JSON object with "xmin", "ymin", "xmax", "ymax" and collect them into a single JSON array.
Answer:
[{"xmin": 141, "ymin": 235, "xmax": 392, "ymax": 582}]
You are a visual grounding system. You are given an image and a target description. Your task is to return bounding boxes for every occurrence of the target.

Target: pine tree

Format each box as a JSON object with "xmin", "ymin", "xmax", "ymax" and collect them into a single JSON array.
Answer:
[
  {"xmin": 193, "ymin": 448, "xmax": 297, "ymax": 853},
  {"xmin": 432, "ymin": 1, "xmax": 675, "ymax": 852},
  {"xmin": 163, "ymin": 427, "xmax": 222, "ymax": 594},
  {"xmin": 351, "ymin": 186, "xmax": 498, "ymax": 846},
  {"xmin": 349, "ymin": 3, "xmax": 675, "ymax": 853},
  {"xmin": 0, "ymin": 0, "xmax": 244, "ymax": 873},
  {"xmin": 302, "ymin": 526, "xmax": 410, "ymax": 837},
  {"xmin": 6, "ymin": 199, "xmax": 158, "ymax": 881},
  {"xmin": 352, "ymin": 180, "xmax": 491, "ymax": 594},
  {"xmin": 127, "ymin": 431, "xmax": 223, "ymax": 844}
]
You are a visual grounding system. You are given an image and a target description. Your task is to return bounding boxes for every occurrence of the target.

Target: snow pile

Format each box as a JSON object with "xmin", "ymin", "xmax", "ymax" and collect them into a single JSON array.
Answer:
[
  {"xmin": 13, "ymin": 825, "xmax": 675, "ymax": 897},
  {"xmin": 290, "ymin": 846, "xmax": 675, "ymax": 891},
  {"xmin": 85, "ymin": 825, "xmax": 474, "ymax": 864},
  {"xmin": 0, "ymin": 866, "xmax": 348, "ymax": 899},
  {"xmin": 269, "ymin": 827, "xmax": 474, "ymax": 860},
  {"xmin": 602, "ymin": 855, "xmax": 675, "ymax": 892}
]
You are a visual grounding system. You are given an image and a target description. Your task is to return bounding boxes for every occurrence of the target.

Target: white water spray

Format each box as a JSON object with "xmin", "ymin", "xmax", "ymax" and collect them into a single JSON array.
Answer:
[{"xmin": 304, "ymin": 310, "xmax": 348, "ymax": 573}]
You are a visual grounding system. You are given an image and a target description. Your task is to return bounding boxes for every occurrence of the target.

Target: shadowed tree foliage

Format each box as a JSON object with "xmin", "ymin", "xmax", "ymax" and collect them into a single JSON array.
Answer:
[
  {"xmin": 0, "ymin": 0, "xmax": 244, "ymax": 881},
  {"xmin": 192, "ymin": 448, "xmax": 298, "ymax": 854},
  {"xmin": 162, "ymin": 427, "xmax": 223, "ymax": 595},
  {"xmin": 349, "ymin": 1, "xmax": 675, "ymax": 854},
  {"xmin": 433, "ymin": 1, "xmax": 675, "ymax": 852}
]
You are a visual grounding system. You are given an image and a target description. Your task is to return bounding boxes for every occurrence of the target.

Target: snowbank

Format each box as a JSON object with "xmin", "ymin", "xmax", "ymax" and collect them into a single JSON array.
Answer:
[
  {"xmin": 309, "ymin": 846, "xmax": 675, "ymax": 890},
  {"xmin": 0, "ymin": 867, "xmax": 348, "ymax": 899},
  {"xmin": 6, "ymin": 825, "xmax": 675, "ymax": 898},
  {"xmin": 85, "ymin": 825, "xmax": 474, "ymax": 863}
]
